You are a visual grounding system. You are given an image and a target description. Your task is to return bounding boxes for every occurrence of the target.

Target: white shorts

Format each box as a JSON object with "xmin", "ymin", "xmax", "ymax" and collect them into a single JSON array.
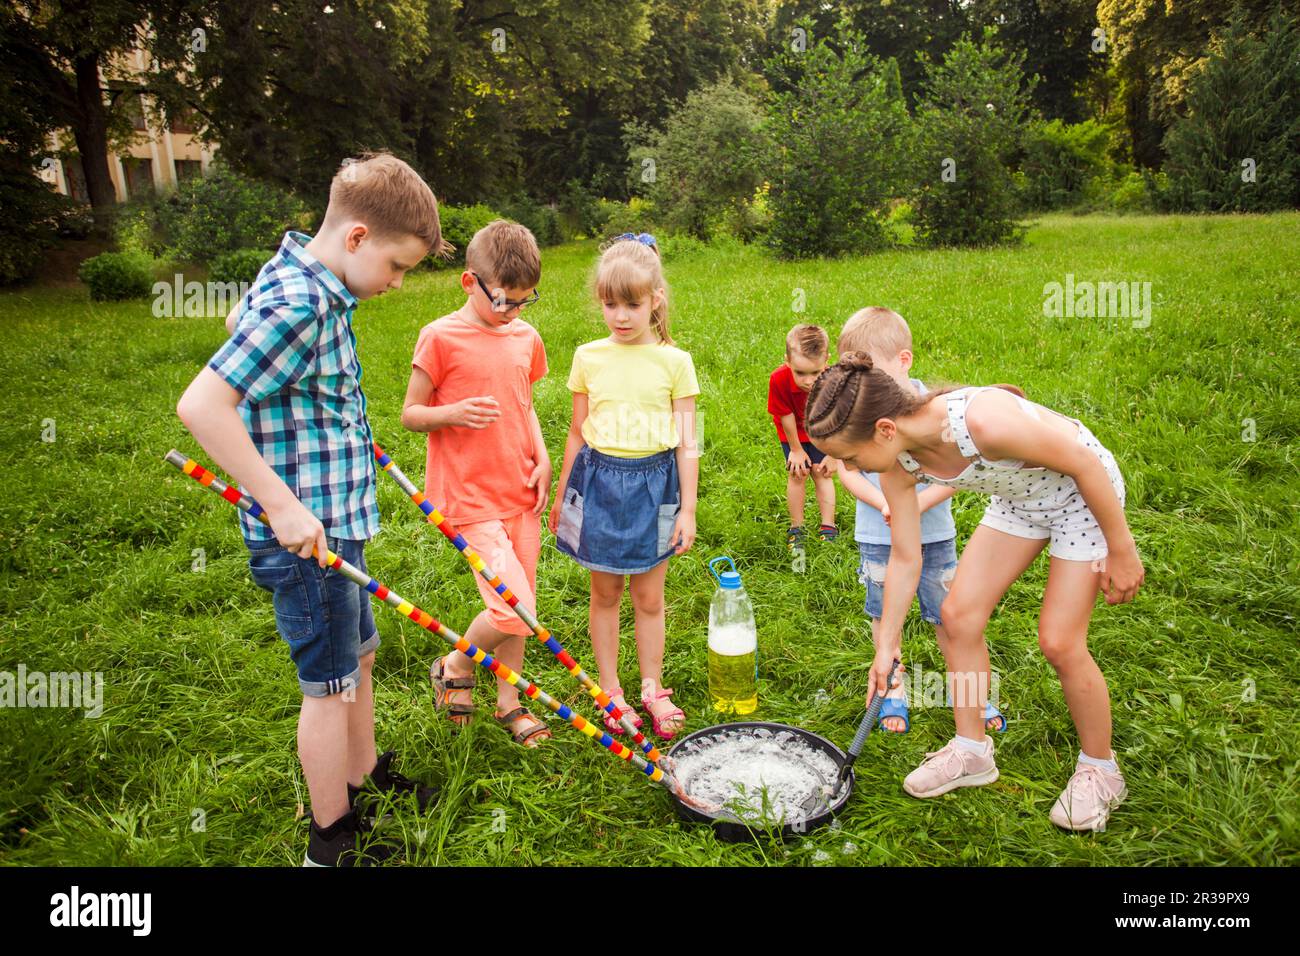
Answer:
[{"xmin": 978, "ymin": 429, "xmax": 1126, "ymax": 562}]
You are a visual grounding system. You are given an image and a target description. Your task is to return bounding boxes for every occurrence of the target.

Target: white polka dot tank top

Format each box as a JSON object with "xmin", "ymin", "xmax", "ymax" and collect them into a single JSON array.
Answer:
[{"xmin": 895, "ymin": 387, "xmax": 1085, "ymax": 500}]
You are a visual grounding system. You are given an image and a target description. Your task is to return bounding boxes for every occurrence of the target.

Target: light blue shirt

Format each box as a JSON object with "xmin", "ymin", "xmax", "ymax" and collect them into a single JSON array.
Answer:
[{"xmin": 853, "ymin": 379, "xmax": 956, "ymax": 546}]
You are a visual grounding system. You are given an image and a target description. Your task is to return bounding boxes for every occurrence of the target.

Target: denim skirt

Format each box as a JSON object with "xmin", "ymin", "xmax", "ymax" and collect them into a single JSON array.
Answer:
[{"xmin": 555, "ymin": 446, "xmax": 680, "ymax": 575}]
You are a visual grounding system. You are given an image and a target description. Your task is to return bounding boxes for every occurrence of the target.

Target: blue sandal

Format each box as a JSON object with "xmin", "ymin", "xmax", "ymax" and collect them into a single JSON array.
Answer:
[
  {"xmin": 983, "ymin": 702, "xmax": 1008, "ymax": 733},
  {"xmin": 876, "ymin": 695, "xmax": 910, "ymax": 733},
  {"xmin": 944, "ymin": 696, "xmax": 1009, "ymax": 732}
]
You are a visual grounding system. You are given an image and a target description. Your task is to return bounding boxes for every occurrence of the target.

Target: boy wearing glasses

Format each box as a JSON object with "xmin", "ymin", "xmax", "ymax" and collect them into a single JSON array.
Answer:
[{"xmin": 401, "ymin": 220, "xmax": 553, "ymax": 748}]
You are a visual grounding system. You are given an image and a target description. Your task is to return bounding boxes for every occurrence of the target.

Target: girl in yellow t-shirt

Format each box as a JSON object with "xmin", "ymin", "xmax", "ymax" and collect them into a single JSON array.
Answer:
[{"xmin": 549, "ymin": 235, "xmax": 700, "ymax": 740}]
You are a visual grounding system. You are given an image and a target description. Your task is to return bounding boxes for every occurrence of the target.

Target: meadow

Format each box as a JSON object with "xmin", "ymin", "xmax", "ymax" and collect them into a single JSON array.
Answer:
[{"xmin": 1, "ymin": 213, "xmax": 1297, "ymax": 866}]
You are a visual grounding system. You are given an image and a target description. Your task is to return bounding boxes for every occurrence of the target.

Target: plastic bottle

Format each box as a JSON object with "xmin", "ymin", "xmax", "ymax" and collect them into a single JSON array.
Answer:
[{"xmin": 707, "ymin": 556, "xmax": 758, "ymax": 714}]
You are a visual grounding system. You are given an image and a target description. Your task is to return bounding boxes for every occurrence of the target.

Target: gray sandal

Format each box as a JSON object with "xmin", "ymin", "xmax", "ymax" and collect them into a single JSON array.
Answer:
[{"xmin": 494, "ymin": 706, "xmax": 551, "ymax": 747}]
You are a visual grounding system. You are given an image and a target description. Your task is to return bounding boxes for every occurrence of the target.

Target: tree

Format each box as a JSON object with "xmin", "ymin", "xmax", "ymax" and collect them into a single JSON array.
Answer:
[
  {"xmin": 1161, "ymin": 5, "xmax": 1300, "ymax": 211},
  {"xmin": 520, "ymin": 0, "xmax": 766, "ymax": 202},
  {"xmin": 762, "ymin": 0, "xmax": 972, "ymax": 103},
  {"xmin": 967, "ymin": 0, "xmax": 1104, "ymax": 122},
  {"xmin": 1097, "ymin": 0, "xmax": 1280, "ymax": 167},
  {"xmin": 0, "ymin": 1, "xmax": 207, "ymax": 228},
  {"xmin": 189, "ymin": 0, "xmax": 651, "ymax": 207},
  {"xmin": 628, "ymin": 79, "xmax": 767, "ymax": 238},
  {"xmin": 763, "ymin": 21, "xmax": 912, "ymax": 259},
  {"xmin": 0, "ymin": 5, "xmax": 71, "ymax": 282},
  {"xmin": 911, "ymin": 30, "xmax": 1035, "ymax": 246}
]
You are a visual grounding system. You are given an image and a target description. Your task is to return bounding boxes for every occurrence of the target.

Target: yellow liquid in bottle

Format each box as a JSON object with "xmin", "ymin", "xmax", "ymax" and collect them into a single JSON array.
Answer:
[{"xmin": 708, "ymin": 647, "xmax": 758, "ymax": 714}]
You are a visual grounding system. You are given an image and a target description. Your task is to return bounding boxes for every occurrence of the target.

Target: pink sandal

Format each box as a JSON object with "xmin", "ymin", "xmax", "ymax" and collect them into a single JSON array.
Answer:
[
  {"xmin": 641, "ymin": 678, "xmax": 685, "ymax": 741},
  {"xmin": 603, "ymin": 686, "xmax": 643, "ymax": 735}
]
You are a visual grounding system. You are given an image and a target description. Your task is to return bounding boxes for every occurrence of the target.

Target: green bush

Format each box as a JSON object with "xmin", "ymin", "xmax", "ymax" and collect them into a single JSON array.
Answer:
[
  {"xmin": 1017, "ymin": 119, "xmax": 1109, "ymax": 211},
  {"xmin": 763, "ymin": 21, "xmax": 911, "ymax": 259},
  {"xmin": 78, "ymin": 251, "xmax": 155, "ymax": 301},
  {"xmin": 599, "ymin": 198, "xmax": 659, "ymax": 238},
  {"xmin": 158, "ymin": 165, "xmax": 308, "ymax": 263},
  {"xmin": 210, "ymin": 248, "xmax": 271, "ymax": 287},
  {"xmin": 495, "ymin": 195, "xmax": 564, "ymax": 247},
  {"xmin": 113, "ymin": 199, "xmax": 169, "ymax": 258},
  {"xmin": 559, "ymin": 180, "xmax": 609, "ymax": 238},
  {"xmin": 718, "ymin": 182, "xmax": 771, "ymax": 243},
  {"xmin": 430, "ymin": 203, "xmax": 500, "ymax": 267},
  {"xmin": 627, "ymin": 79, "xmax": 768, "ymax": 241},
  {"xmin": 884, "ymin": 199, "xmax": 917, "ymax": 244},
  {"xmin": 1104, "ymin": 170, "xmax": 1153, "ymax": 212},
  {"xmin": 911, "ymin": 30, "xmax": 1035, "ymax": 248},
  {"xmin": 1143, "ymin": 170, "xmax": 1174, "ymax": 212},
  {"xmin": 656, "ymin": 233, "xmax": 709, "ymax": 262},
  {"xmin": 0, "ymin": 160, "xmax": 84, "ymax": 285}
]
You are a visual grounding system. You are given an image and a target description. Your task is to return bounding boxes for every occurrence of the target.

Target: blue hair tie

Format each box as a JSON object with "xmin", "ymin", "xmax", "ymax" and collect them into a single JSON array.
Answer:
[{"xmin": 613, "ymin": 232, "xmax": 657, "ymax": 249}]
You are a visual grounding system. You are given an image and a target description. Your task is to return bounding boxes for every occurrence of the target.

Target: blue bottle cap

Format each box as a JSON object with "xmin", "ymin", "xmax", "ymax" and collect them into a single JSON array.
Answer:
[{"xmin": 709, "ymin": 556, "xmax": 742, "ymax": 589}]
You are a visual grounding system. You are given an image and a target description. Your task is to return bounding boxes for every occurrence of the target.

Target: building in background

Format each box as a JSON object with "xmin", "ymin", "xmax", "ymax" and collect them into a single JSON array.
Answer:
[{"xmin": 38, "ymin": 46, "xmax": 215, "ymax": 204}]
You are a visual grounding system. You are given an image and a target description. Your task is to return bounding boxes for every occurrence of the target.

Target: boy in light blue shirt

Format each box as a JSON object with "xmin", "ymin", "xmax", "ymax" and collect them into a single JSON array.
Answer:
[{"xmin": 834, "ymin": 307, "xmax": 1007, "ymax": 734}]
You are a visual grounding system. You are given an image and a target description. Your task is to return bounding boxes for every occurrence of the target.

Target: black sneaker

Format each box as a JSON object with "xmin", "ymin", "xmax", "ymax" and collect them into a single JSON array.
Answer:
[
  {"xmin": 303, "ymin": 808, "xmax": 397, "ymax": 867},
  {"xmin": 348, "ymin": 750, "xmax": 438, "ymax": 823}
]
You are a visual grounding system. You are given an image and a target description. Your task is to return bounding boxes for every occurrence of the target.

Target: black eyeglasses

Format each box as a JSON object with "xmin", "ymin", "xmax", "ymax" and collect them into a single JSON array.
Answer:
[{"xmin": 472, "ymin": 273, "xmax": 540, "ymax": 312}]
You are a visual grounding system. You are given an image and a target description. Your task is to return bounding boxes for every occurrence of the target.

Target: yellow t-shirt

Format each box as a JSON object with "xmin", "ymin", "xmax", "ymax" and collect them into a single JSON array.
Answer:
[{"xmin": 567, "ymin": 339, "xmax": 700, "ymax": 458}]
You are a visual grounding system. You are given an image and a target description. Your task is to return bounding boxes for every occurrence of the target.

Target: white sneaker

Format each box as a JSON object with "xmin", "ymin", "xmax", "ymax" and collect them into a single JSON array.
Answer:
[
  {"xmin": 1049, "ymin": 762, "xmax": 1127, "ymax": 831},
  {"xmin": 903, "ymin": 737, "xmax": 998, "ymax": 798}
]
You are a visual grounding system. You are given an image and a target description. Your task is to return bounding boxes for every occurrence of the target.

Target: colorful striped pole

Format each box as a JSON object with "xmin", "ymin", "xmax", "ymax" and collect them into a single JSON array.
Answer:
[
  {"xmin": 163, "ymin": 449, "xmax": 673, "ymax": 789},
  {"xmin": 372, "ymin": 442, "xmax": 665, "ymax": 766}
]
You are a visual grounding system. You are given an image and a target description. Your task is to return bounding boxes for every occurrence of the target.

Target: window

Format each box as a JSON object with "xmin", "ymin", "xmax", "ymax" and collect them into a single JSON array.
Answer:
[
  {"xmin": 174, "ymin": 159, "xmax": 203, "ymax": 183},
  {"xmin": 169, "ymin": 107, "xmax": 197, "ymax": 134},
  {"xmin": 124, "ymin": 92, "xmax": 148, "ymax": 132},
  {"xmin": 64, "ymin": 157, "xmax": 89, "ymax": 204},
  {"xmin": 123, "ymin": 157, "xmax": 155, "ymax": 198}
]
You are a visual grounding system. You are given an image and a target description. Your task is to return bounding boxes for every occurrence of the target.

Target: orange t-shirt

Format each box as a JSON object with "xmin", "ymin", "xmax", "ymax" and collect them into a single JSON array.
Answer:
[{"xmin": 411, "ymin": 311, "xmax": 548, "ymax": 523}]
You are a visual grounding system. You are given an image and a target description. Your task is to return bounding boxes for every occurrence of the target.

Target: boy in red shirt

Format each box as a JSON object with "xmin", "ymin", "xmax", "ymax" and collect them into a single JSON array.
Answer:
[
  {"xmin": 401, "ymin": 220, "xmax": 552, "ymax": 748},
  {"xmin": 768, "ymin": 324, "xmax": 837, "ymax": 549}
]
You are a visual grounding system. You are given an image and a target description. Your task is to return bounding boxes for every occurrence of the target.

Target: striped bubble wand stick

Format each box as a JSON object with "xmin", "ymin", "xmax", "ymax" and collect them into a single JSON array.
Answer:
[
  {"xmin": 373, "ymin": 442, "xmax": 664, "ymax": 767},
  {"xmin": 164, "ymin": 449, "xmax": 683, "ymax": 793}
]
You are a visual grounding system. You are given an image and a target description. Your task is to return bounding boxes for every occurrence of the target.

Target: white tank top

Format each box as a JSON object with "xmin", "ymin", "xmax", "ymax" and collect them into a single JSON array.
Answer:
[{"xmin": 895, "ymin": 387, "xmax": 1086, "ymax": 500}]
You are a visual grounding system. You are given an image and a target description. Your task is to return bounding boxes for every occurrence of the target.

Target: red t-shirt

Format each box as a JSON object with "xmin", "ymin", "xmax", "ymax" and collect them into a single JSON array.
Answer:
[{"xmin": 767, "ymin": 363, "xmax": 809, "ymax": 443}]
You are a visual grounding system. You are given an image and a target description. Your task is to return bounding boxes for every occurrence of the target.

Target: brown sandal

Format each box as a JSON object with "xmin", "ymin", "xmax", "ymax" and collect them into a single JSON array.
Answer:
[
  {"xmin": 431, "ymin": 654, "xmax": 476, "ymax": 726},
  {"xmin": 494, "ymin": 706, "xmax": 552, "ymax": 748}
]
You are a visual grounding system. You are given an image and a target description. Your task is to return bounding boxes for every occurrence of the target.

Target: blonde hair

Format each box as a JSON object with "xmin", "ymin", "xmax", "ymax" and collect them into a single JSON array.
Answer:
[
  {"xmin": 838, "ymin": 307, "xmax": 912, "ymax": 358},
  {"xmin": 466, "ymin": 220, "xmax": 542, "ymax": 289},
  {"xmin": 322, "ymin": 151, "xmax": 451, "ymax": 257},
  {"xmin": 786, "ymin": 324, "xmax": 829, "ymax": 361},
  {"xmin": 594, "ymin": 239, "xmax": 672, "ymax": 344}
]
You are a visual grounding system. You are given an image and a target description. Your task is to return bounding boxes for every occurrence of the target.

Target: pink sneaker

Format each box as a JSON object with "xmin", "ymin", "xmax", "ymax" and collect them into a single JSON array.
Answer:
[
  {"xmin": 1049, "ymin": 762, "xmax": 1127, "ymax": 831},
  {"xmin": 903, "ymin": 737, "xmax": 999, "ymax": 798}
]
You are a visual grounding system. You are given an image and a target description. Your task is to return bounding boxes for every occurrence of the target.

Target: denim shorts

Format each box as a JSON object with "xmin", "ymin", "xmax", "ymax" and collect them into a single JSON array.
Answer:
[
  {"xmin": 858, "ymin": 538, "xmax": 958, "ymax": 626},
  {"xmin": 246, "ymin": 535, "xmax": 379, "ymax": 698},
  {"xmin": 780, "ymin": 441, "xmax": 827, "ymax": 466},
  {"xmin": 555, "ymin": 446, "xmax": 679, "ymax": 575}
]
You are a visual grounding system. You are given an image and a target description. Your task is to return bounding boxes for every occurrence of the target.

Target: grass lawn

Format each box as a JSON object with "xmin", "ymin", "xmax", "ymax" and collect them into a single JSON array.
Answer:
[{"xmin": 1, "ymin": 212, "xmax": 1297, "ymax": 866}]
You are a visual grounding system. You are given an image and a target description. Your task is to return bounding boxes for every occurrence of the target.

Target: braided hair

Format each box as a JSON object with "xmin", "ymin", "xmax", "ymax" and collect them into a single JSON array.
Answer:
[
  {"xmin": 806, "ymin": 352, "xmax": 1029, "ymax": 447},
  {"xmin": 805, "ymin": 351, "xmax": 927, "ymax": 446}
]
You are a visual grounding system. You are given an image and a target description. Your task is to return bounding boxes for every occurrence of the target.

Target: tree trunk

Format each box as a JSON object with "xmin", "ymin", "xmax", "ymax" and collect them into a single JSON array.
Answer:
[{"xmin": 72, "ymin": 53, "xmax": 117, "ymax": 232}]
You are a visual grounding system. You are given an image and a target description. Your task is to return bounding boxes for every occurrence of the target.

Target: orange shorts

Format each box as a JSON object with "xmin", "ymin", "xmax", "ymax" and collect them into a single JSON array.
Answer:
[{"xmin": 457, "ymin": 511, "xmax": 541, "ymax": 637}]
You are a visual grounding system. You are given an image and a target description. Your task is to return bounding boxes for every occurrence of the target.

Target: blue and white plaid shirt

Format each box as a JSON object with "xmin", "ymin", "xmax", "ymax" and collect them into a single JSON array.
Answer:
[{"xmin": 208, "ymin": 231, "xmax": 378, "ymax": 544}]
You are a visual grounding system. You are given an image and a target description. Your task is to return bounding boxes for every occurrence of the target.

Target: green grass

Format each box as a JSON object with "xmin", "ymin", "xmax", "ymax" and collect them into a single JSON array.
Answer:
[{"xmin": 1, "ymin": 213, "xmax": 1297, "ymax": 866}]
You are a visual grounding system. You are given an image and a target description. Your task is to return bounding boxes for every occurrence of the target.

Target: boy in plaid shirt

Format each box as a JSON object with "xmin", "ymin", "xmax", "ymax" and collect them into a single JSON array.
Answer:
[{"xmin": 178, "ymin": 152, "xmax": 449, "ymax": 866}]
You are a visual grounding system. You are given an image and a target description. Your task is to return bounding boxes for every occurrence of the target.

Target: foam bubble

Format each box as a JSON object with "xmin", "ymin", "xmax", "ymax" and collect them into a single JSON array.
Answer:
[{"xmin": 671, "ymin": 727, "xmax": 840, "ymax": 826}]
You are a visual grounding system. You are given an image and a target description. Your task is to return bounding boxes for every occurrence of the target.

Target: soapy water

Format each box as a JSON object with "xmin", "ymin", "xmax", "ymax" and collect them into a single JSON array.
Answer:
[{"xmin": 665, "ymin": 726, "xmax": 842, "ymax": 825}]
